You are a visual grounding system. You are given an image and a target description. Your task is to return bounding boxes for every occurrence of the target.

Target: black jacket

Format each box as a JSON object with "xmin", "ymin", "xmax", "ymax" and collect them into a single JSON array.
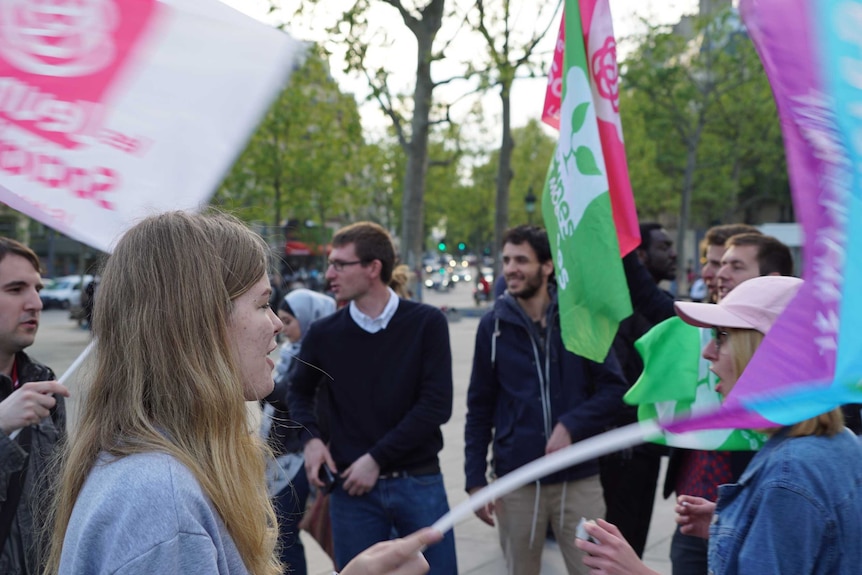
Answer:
[
  {"xmin": 464, "ymin": 291, "xmax": 627, "ymax": 490},
  {"xmin": 0, "ymin": 352, "xmax": 62, "ymax": 575}
]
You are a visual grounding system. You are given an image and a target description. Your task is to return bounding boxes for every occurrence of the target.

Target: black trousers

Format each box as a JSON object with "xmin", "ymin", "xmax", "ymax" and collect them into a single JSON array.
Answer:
[{"xmin": 599, "ymin": 444, "xmax": 663, "ymax": 558}]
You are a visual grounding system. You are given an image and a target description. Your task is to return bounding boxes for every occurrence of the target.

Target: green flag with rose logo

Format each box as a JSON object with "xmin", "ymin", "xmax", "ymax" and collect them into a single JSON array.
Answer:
[{"xmin": 542, "ymin": 1, "xmax": 631, "ymax": 362}]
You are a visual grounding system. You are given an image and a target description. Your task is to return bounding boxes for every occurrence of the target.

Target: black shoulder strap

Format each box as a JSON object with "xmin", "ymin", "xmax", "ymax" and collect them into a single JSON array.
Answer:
[{"xmin": 0, "ymin": 427, "xmax": 32, "ymax": 552}]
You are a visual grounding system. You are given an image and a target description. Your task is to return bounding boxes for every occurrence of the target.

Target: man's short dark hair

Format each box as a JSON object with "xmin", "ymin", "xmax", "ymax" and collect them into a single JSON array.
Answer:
[
  {"xmin": 700, "ymin": 224, "xmax": 761, "ymax": 259},
  {"xmin": 726, "ymin": 233, "xmax": 794, "ymax": 276},
  {"xmin": 502, "ymin": 225, "xmax": 551, "ymax": 263},
  {"xmin": 331, "ymin": 221, "xmax": 396, "ymax": 284},
  {"xmin": 638, "ymin": 222, "xmax": 664, "ymax": 252},
  {"xmin": 0, "ymin": 237, "xmax": 42, "ymax": 273}
]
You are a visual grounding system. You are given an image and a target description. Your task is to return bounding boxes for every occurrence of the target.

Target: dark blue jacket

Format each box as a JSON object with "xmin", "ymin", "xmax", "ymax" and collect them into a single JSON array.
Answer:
[
  {"xmin": 464, "ymin": 291, "xmax": 627, "ymax": 491},
  {"xmin": 1, "ymin": 352, "xmax": 61, "ymax": 575}
]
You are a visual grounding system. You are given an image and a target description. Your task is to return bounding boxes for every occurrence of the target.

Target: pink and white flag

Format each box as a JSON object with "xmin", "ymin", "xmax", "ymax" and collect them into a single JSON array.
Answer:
[
  {"xmin": 0, "ymin": 0, "xmax": 302, "ymax": 252},
  {"xmin": 542, "ymin": 0, "xmax": 639, "ymax": 256}
]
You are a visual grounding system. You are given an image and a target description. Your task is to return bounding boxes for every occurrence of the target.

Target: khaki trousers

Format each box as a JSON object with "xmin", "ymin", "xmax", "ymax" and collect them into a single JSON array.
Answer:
[{"xmin": 496, "ymin": 475, "xmax": 605, "ymax": 575}]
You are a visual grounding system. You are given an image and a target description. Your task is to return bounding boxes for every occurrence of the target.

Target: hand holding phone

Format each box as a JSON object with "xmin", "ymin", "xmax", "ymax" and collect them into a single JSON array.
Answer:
[
  {"xmin": 318, "ymin": 463, "xmax": 337, "ymax": 494},
  {"xmin": 576, "ymin": 517, "xmax": 598, "ymax": 545}
]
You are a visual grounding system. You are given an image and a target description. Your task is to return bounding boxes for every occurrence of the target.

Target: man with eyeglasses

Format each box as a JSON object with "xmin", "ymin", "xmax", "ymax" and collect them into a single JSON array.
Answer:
[{"xmin": 287, "ymin": 221, "xmax": 457, "ymax": 574}]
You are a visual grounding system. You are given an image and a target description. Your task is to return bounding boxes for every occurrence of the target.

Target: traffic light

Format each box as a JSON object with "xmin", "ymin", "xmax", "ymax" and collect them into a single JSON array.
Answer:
[
  {"xmin": 457, "ymin": 242, "xmax": 466, "ymax": 251},
  {"xmin": 437, "ymin": 241, "xmax": 446, "ymax": 251}
]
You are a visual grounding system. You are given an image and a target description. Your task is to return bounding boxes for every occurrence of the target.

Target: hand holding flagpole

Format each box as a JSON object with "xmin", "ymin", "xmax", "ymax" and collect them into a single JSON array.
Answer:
[{"xmin": 432, "ymin": 421, "xmax": 661, "ymax": 534}]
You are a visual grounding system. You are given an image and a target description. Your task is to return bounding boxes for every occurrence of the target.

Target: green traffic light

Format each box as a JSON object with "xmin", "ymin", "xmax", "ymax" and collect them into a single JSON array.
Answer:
[
  {"xmin": 438, "ymin": 242, "xmax": 446, "ymax": 251},
  {"xmin": 458, "ymin": 242, "xmax": 466, "ymax": 251}
]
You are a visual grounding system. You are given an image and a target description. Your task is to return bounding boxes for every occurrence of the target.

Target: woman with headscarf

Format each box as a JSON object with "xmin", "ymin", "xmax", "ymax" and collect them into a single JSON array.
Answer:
[
  {"xmin": 576, "ymin": 276, "xmax": 862, "ymax": 575},
  {"xmin": 261, "ymin": 288, "xmax": 337, "ymax": 575}
]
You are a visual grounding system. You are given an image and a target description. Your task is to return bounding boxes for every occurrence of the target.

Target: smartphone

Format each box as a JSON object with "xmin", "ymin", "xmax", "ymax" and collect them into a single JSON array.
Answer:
[
  {"xmin": 318, "ymin": 463, "xmax": 336, "ymax": 494},
  {"xmin": 576, "ymin": 518, "xmax": 598, "ymax": 545}
]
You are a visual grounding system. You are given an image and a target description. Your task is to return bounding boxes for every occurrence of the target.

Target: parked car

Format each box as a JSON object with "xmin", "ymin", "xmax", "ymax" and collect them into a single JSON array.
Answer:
[
  {"xmin": 450, "ymin": 270, "xmax": 472, "ymax": 284},
  {"xmin": 40, "ymin": 275, "xmax": 94, "ymax": 309},
  {"xmin": 424, "ymin": 269, "xmax": 453, "ymax": 291}
]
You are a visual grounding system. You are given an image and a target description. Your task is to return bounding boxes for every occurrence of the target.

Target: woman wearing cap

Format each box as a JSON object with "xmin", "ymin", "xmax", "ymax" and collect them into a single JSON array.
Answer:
[{"xmin": 576, "ymin": 276, "xmax": 862, "ymax": 575}]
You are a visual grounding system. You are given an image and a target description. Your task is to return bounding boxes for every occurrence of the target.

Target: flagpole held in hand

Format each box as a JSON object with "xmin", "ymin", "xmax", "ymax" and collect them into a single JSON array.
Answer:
[
  {"xmin": 59, "ymin": 340, "xmax": 96, "ymax": 386},
  {"xmin": 432, "ymin": 420, "xmax": 662, "ymax": 534}
]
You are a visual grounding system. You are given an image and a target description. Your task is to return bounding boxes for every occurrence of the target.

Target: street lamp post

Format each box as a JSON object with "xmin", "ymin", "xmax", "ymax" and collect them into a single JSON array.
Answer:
[{"xmin": 524, "ymin": 186, "xmax": 537, "ymax": 225}]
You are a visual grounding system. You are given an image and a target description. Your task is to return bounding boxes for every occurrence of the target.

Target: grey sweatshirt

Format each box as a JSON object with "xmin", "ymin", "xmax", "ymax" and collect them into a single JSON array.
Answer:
[{"xmin": 59, "ymin": 452, "xmax": 248, "ymax": 574}]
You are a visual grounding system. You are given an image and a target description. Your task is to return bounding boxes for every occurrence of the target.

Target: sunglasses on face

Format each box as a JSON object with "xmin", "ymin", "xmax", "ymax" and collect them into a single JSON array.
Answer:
[{"xmin": 711, "ymin": 327, "xmax": 730, "ymax": 351}]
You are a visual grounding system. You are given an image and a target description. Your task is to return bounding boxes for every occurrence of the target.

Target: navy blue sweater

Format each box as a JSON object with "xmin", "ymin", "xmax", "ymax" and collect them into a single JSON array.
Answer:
[{"xmin": 287, "ymin": 299, "xmax": 453, "ymax": 473}]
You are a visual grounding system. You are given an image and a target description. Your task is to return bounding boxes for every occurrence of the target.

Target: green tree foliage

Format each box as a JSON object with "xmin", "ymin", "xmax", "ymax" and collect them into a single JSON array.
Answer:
[
  {"xmin": 294, "ymin": 0, "xmax": 454, "ymax": 274},
  {"xmin": 348, "ymin": 139, "xmax": 404, "ymax": 232},
  {"xmin": 214, "ymin": 45, "xmax": 364, "ymax": 236},
  {"xmin": 619, "ymin": 89, "xmax": 679, "ymax": 220},
  {"xmin": 621, "ymin": 8, "xmax": 789, "ymax": 266},
  {"xmin": 423, "ymin": 131, "xmax": 471, "ymax": 251},
  {"xmin": 466, "ymin": 119, "xmax": 556, "ymax": 252},
  {"xmin": 466, "ymin": 0, "xmax": 558, "ymax": 274}
]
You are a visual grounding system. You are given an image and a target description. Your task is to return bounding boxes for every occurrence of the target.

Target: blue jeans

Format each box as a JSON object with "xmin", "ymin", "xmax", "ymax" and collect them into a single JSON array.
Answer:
[
  {"xmin": 273, "ymin": 469, "xmax": 311, "ymax": 575},
  {"xmin": 329, "ymin": 473, "xmax": 457, "ymax": 574}
]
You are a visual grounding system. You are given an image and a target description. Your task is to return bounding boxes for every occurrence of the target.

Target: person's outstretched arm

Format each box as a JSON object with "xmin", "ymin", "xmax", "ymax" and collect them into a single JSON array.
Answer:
[
  {"xmin": 623, "ymin": 251, "xmax": 676, "ymax": 324},
  {"xmin": 340, "ymin": 528, "xmax": 443, "ymax": 575}
]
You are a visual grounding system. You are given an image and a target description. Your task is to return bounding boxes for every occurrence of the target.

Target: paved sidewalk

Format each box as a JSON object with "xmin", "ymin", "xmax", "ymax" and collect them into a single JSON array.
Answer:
[{"xmin": 34, "ymin": 300, "xmax": 675, "ymax": 575}]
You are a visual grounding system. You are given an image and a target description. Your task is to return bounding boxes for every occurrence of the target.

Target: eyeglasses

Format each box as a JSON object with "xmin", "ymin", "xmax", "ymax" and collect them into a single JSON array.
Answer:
[
  {"xmin": 711, "ymin": 327, "xmax": 730, "ymax": 351},
  {"xmin": 327, "ymin": 259, "xmax": 365, "ymax": 272}
]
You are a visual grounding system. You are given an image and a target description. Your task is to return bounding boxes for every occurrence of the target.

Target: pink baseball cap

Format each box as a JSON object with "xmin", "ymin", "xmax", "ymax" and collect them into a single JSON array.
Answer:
[{"xmin": 674, "ymin": 276, "xmax": 803, "ymax": 334}]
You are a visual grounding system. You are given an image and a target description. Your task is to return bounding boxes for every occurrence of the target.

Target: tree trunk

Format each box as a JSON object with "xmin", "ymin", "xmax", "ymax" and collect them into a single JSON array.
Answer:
[
  {"xmin": 399, "ymin": 6, "xmax": 443, "ymax": 296},
  {"xmin": 676, "ymin": 125, "xmax": 703, "ymax": 289},
  {"xmin": 492, "ymin": 80, "xmax": 515, "ymax": 278}
]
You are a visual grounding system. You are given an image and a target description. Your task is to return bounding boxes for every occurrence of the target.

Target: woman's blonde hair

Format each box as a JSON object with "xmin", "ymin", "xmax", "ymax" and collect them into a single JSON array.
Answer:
[
  {"xmin": 44, "ymin": 211, "xmax": 280, "ymax": 575},
  {"xmin": 389, "ymin": 264, "xmax": 413, "ymax": 299},
  {"xmin": 727, "ymin": 327, "xmax": 844, "ymax": 437},
  {"xmin": 727, "ymin": 328, "xmax": 764, "ymax": 383}
]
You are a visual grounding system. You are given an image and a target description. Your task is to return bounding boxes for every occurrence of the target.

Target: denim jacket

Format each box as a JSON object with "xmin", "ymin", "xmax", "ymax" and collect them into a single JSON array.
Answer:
[{"xmin": 708, "ymin": 428, "xmax": 862, "ymax": 575}]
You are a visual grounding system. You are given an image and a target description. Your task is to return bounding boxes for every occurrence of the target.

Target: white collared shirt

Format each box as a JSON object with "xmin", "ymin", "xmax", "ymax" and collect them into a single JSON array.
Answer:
[{"xmin": 349, "ymin": 287, "xmax": 400, "ymax": 333}]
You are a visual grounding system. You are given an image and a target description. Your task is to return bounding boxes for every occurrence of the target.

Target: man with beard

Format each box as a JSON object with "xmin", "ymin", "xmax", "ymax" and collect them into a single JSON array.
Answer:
[
  {"xmin": 639, "ymin": 223, "xmax": 678, "ymax": 285},
  {"xmin": 464, "ymin": 225, "xmax": 627, "ymax": 575},
  {"xmin": 600, "ymin": 223, "xmax": 676, "ymax": 558},
  {"xmin": 0, "ymin": 237, "xmax": 69, "ymax": 575}
]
